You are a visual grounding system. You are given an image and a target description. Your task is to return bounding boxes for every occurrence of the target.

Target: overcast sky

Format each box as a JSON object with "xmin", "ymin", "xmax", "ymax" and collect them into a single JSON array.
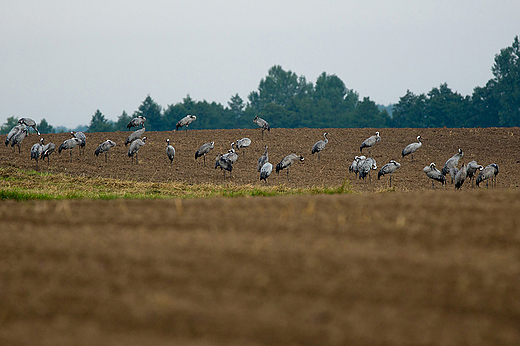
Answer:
[{"xmin": 1, "ymin": 1, "xmax": 518, "ymax": 128}]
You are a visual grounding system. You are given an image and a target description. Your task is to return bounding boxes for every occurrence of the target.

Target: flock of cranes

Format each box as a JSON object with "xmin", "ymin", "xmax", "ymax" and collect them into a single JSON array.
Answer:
[
  {"xmin": 3, "ymin": 115, "xmax": 501, "ymax": 189},
  {"xmin": 348, "ymin": 131, "xmax": 499, "ymax": 189}
]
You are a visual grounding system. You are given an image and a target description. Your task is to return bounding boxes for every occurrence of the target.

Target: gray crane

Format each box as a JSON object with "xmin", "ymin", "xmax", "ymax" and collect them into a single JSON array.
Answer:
[
  {"xmin": 423, "ymin": 163, "xmax": 446, "ymax": 188},
  {"xmin": 253, "ymin": 115, "xmax": 270, "ymax": 139},
  {"xmin": 59, "ymin": 137, "xmax": 82, "ymax": 162},
  {"xmin": 18, "ymin": 117, "xmax": 40, "ymax": 135},
  {"xmin": 349, "ymin": 155, "xmax": 366, "ymax": 178},
  {"xmin": 311, "ymin": 132, "xmax": 329, "ymax": 162},
  {"xmin": 125, "ymin": 127, "xmax": 145, "ymax": 146},
  {"xmin": 454, "ymin": 164, "xmax": 467, "ymax": 189},
  {"xmin": 360, "ymin": 131, "xmax": 381, "ymax": 156},
  {"xmin": 166, "ymin": 139, "xmax": 175, "ymax": 165},
  {"xmin": 358, "ymin": 157, "xmax": 377, "ymax": 183},
  {"xmin": 215, "ymin": 152, "xmax": 233, "ymax": 178},
  {"xmin": 224, "ymin": 145, "xmax": 238, "ymax": 164},
  {"xmin": 41, "ymin": 141, "xmax": 56, "ymax": 165},
  {"xmin": 275, "ymin": 153, "xmax": 304, "ymax": 181},
  {"xmin": 95, "ymin": 139, "xmax": 116, "ymax": 163},
  {"xmin": 235, "ymin": 137, "xmax": 251, "ymax": 158},
  {"xmin": 176, "ymin": 115, "xmax": 197, "ymax": 137},
  {"xmin": 466, "ymin": 160, "xmax": 483, "ymax": 186},
  {"xmin": 441, "ymin": 149, "xmax": 463, "ymax": 183},
  {"xmin": 71, "ymin": 131, "xmax": 86, "ymax": 155},
  {"xmin": 449, "ymin": 166, "xmax": 459, "ymax": 183},
  {"xmin": 195, "ymin": 141, "xmax": 214, "ymax": 166},
  {"xmin": 127, "ymin": 115, "xmax": 146, "ymax": 129},
  {"xmin": 128, "ymin": 137, "xmax": 147, "ymax": 165},
  {"xmin": 257, "ymin": 145, "xmax": 269, "ymax": 172},
  {"xmin": 402, "ymin": 135, "xmax": 422, "ymax": 162},
  {"xmin": 260, "ymin": 162, "xmax": 273, "ymax": 184},
  {"xmin": 378, "ymin": 160, "xmax": 401, "ymax": 187},
  {"xmin": 476, "ymin": 163, "xmax": 499, "ymax": 188},
  {"xmin": 30, "ymin": 138, "xmax": 44, "ymax": 166},
  {"xmin": 216, "ymin": 144, "xmax": 238, "ymax": 170},
  {"xmin": 10, "ymin": 127, "xmax": 28, "ymax": 153},
  {"xmin": 5, "ymin": 124, "xmax": 26, "ymax": 147}
]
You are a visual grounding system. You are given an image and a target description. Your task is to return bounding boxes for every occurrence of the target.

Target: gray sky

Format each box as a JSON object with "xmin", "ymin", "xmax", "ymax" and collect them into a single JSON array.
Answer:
[{"xmin": 1, "ymin": 0, "xmax": 518, "ymax": 128}]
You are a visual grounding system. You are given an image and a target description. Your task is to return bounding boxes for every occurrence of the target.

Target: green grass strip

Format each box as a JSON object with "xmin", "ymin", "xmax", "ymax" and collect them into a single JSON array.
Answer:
[{"xmin": 0, "ymin": 167, "xmax": 353, "ymax": 201}]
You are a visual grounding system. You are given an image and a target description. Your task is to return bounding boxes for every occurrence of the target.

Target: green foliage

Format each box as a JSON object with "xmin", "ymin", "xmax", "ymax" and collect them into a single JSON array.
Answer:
[
  {"xmin": 136, "ymin": 95, "xmax": 162, "ymax": 131},
  {"xmin": 7, "ymin": 36, "xmax": 520, "ymax": 131},
  {"xmin": 115, "ymin": 111, "xmax": 132, "ymax": 131},
  {"xmin": 491, "ymin": 36, "xmax": 520, "ymax": 126},
  {"xmin": 87, "ymin": 109, "xmax": 115, "ymax": 132},
  {"xmin": 38, "ymin": 118, "xmax": 54, "ymax": 134},
  {"xmin": 0, "ymin": 116, "xmax": 19, "ymax": 134}
]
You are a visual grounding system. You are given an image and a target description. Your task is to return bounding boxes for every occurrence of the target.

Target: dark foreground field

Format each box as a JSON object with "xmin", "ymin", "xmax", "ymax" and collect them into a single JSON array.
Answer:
[
  {"xmin": 1, "ymin": 127, "xmax": 520, "ymax": 345},
  {"xmin": 1, "ymin": 127, "xmax": 519, "ymax": 190},
  {"xmin": 1, "ymin": 189, "xmax": 520, "ymax": 345}
]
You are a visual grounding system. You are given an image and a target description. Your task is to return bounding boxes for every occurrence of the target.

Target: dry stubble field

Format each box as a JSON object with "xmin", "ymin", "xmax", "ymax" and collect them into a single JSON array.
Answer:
[{"xmin": 1, "ymin": 127, "xmax": 520, "ymax": 345}]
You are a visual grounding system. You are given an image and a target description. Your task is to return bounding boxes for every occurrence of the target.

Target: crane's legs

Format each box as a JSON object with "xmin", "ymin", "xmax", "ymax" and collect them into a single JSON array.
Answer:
[
  {"xmin": 105, "ymin": 152, "xmax": 108, "ymax": 163},
  {"xmin": 69, "ymin": 150, "xmax": 72, "ymax": 162}
]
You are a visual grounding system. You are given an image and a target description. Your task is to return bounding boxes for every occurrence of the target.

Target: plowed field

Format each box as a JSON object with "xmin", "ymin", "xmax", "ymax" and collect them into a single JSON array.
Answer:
[
  {"xmin": 1, "ymin": 127, "xmax": 520, "ymax": 345},
  {"xmin": 1, "ymin": 127, "xmax": 519, "ymax": 190}
]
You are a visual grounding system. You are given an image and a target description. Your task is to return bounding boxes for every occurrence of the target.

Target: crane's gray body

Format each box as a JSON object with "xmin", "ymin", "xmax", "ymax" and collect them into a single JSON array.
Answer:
[
  {"xmin": 5, "ymin": 124, "xmax": 26, "ymax": 146},
  {"xmin": 235, "ymin": 138, "xmax": 251, "ymax": 149},
  {"xmin": 30, "ymin": 138, "xmax": 44, "ymax": 164},
  {"xmin": 128, "ymin": 137, "xmax": 146, "ymax": 164},
  {"xmin": 95, "ymin": 140, "xmax": 116, "ymax": 163},
  {"xmin": 454, "ymin": 164, "xmax": 467, "ymax": 189},
  {"xmin": 378, "ymin": 160, "xmax": 401, "ymax": 186},
  {"xmin": 358, "ymin": 157, "xmax": 377, "ymax": 181},
  {"xmin": 349, "ymin": 155, "xmax": 366, "ymax": 178},
  {"xmin": 360, "ymin": 131, "xmax": 381, "ymax": 154},
  {"xmin": 59, "ymin": 137, "xmax": 82, "ymax": 162},
  {"xmin": 18, "ymin": 117, "xmax": 40, "ymax": 135},
  {"xmin": 402, "ymin": 136, "xmax": 422, "ymax": 162},
  {"xmin": 424, "ymin": 163, "xmax": 446, "ymax": 188},
  {"xmin": 312, "ymin": 133, "xmax": 329, "ymax": 161},
  {"xmin": 10, "ymin": 127, "xmax": 28, "ymax": 153},
  {"xmin": 257, "ymin": 146, "xmax": 269, "ymax": 172},
  {"xmin": 476, "ymin": 163, "xmax": 499, "ymax": 187},
  {"xmin": 41, "ymin": 142, "xmax": 56, "ymax": 163},
  {"xmin": 127, "ymin": 116, "xmax": 146, "ymax": 129},
  {"xmin": 466, "ymin": 161, "xmax": 483, "ymax": 181},
  {"xmin": 276, "ymin": 154, "xmax": 304, "ymax": 180},
  {"xmin": 253, "ymin": 116, "xmax": 270, "ymax": 139},
  {"xmin": 166, "ymin": 139, "xmax": 175, "ymax": 164},
  {"xmin": 260, "ymin": 162, "xmax": 273, "ymax": 183},
  {"xmin": 195, "ymin": 141, "xmax": 214, "ymax": 166},
  {"xmin": 125, "ymin": 127, "xmax": 145, "ymax": 146},
  {"xmin": 72, "ymin": 131, "xmax": 86, "ymax": 155},
  {"xmin": 215, "ymin": 153, "xmax": 233, "ymax": 178},
  {"xmin": 176, "ymin": 115, "xmax": 197, "ymax": 135},
  {"xmin": 442, "ymin": 149, "xmax": 463, "ymax": 176}
]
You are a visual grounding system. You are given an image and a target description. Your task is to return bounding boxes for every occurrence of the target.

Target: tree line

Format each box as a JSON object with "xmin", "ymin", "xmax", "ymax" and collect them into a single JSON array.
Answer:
[{"xmin": 2, "ymin": 36, "xmax": 519, "ymax": 135}]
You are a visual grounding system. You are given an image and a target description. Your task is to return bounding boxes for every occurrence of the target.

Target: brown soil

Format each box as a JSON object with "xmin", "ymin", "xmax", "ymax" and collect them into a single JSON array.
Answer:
[
  {"xmin": 1, "ymin": 127, "xmax": 519, "ymax": 190},
  {"xmin": 1, "ymin": 127, "xmax": 520, "ymax": 345}
]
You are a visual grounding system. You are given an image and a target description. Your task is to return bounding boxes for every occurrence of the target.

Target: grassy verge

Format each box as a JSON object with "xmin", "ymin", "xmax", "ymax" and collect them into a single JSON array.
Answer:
[{"xmin": 0, "ymin": 167, "xmax": 353, "ymax": 200}]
